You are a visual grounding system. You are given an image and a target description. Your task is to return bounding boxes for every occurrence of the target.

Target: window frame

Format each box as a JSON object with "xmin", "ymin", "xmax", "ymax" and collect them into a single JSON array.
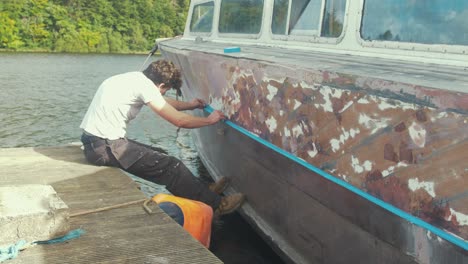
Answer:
[
  {"xmin": 356, "ymin": 0, "xmax": 468, "ymax": 55},
  {"xmin": 270, "ymin": 0, "xmax": 347, "ymax": 45},
  {"xmin": 187, "ymin": 0, "xmax": 215, "ymax": 37}
]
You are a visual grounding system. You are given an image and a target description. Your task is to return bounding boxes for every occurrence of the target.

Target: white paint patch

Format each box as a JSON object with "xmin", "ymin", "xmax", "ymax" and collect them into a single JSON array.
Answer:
[
  {"xmin": 330, "ymin": 127, "xmax": 361, "ymax": 152},
  {"xmin": 339, "ymin": 101, "xmax": 354, "ymax": 113},
  {"xmin": 307, "ymin": 147, "xmax": 318, "ymax": 158},
  {"xmin": 378, "ymin": 101, "xmax": 398, "ymax": 110},
  {"xmin": 292, "ymin": 124, "xmax": 304, "ymax": 137},
  {"xmin": 377, "ymin": 99, "xmax": 416, "ymax": 111},
  {"xmin": 382, "ymin": 166, "xmax": 395, "ymax": 177},
  {"xmin": 210, "ymin": 97, "xmax": 224, "ymax": 111},
  {"xmin": 426, "ymin": 230, "xmax": 432, "ymax": 240},
  {"xmin": 265, "ymin": 116, "xmax": 277, "ymax": 133},
  {"xmin": 397, "ymin": 162, "xmax": 409, "ymax": 168},
  {"xmin": 358, "ymin": 113, "xmax": 390, "ymax": 134},
  {"xmin": 349, "ymin": 128, "xmax": 360, "ymax": 138},
  {"xmin": 408, "ymin": 178, "xmax": 436, "ymax": 197},
  {"xmin": 448, "ymin": 209, "xmax": 468, "ymax": 226},
  {"xmin": 408, "ymin": 122, "xmax": 427, "ymax": 148},
  {"xmin": 351, "ymin": 156, "xmax": 373, "ymax": 174},
  {"xmin": 382, "ymin": 162, "xmax": 408, "ymax": 177},
  {"xmin": 266, "ymin": 84, "xmax": 278, "ymax": 101},
  {"xmin": 357, "ymin": 97, "xmax": 370, "ymax": 104},
  {"xmin": 315, "ymin": 87, "xmax": 334, "ymax": 112},
  {"xmin": 284, "ymin": 127, "xmax": 291, "ymax": 137},
  {"xmin": 266, "ymin": 76, "xmax": 287, "ymax": 85},
  {"xmin": 279, "ymin": 110, "xmax": 284, "ymax": 116},
  {"xmin": 231, "ymin": 91, "xmax": 241, "ymax": 105},
  {"xmin": 300, "ymin": 81, "xmax": 318, "ymax": 90},
  {"xmin": 294, "ymin": 99, "xmax": 301, "ymax": 110},
  {"xmin": 431, "ymin": 111, "xmax": 449, "ymax": 122},
  {"xmin": 331, "ymin": 88, "xmax": 343, "ymax": 98}
]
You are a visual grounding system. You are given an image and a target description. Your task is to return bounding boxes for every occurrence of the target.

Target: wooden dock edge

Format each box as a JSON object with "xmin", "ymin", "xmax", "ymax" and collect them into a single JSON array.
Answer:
[{"xmin": 0, "ymin": 145, "xmax": 222, "ymax": 264}]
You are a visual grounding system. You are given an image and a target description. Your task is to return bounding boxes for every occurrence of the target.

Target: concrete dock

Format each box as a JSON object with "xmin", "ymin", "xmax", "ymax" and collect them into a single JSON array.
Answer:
[{"xmin": 0, "ymin": 145, "xmax": 222, "ymax": 264}]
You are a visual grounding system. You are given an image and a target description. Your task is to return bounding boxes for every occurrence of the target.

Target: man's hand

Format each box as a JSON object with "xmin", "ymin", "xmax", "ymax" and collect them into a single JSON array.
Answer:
[
  {"xmin": 208, "ymin": 110, "xmax": 226, "ymax": 124},
  {"xmin": 190, "ymin": 98, "xmax": 206, "ymax": 109}
]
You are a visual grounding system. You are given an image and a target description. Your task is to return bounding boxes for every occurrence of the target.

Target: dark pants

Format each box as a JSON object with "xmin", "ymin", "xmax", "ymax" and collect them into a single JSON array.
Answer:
[{"xmin": 80, "ymin": 133, "xmax": 221, "ymax": 209}]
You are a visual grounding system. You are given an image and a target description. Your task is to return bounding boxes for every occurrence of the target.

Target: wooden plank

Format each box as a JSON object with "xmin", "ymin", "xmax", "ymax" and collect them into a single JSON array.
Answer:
[{"xmin": 0, "ymin": 145, "xmax": 221, "ymax": 264}]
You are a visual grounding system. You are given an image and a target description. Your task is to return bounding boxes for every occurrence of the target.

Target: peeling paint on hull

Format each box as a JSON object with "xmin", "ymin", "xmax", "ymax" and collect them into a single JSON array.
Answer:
[{"xmin": 161, "ymin": 42, "xmax": 468, "ymax": 264}]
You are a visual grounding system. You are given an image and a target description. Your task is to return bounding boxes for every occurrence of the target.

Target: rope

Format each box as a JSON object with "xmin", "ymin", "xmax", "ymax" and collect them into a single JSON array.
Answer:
[
  {"xmin": 0, "ymin": 229, "xmax": 84, "ymax": 263},
  {"xmin": 35, "ymin": 229, "xmax": 85, "ymax": 245},
  {"xmin": 70, "ymin": 198, "xmax": 147, "ymax": 217},
  {"xmin": 0, "ymin": 240, "xmax": 28, "ymax": 262},
  {"xmin": 0, "ymin": 198, "xmax": 147, "ymax": 262}
]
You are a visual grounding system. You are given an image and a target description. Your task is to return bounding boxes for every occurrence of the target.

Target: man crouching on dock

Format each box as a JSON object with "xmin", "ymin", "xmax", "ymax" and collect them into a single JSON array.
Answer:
[{"xmin": 79, "ymin": 59, "xmax": 245, "ymax": 216}]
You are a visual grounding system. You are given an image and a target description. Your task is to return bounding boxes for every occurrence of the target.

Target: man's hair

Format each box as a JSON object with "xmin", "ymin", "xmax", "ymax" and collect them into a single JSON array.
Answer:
[{"xmin": 143, "ymin": 60, "xmax": 182, "ymax": 96}]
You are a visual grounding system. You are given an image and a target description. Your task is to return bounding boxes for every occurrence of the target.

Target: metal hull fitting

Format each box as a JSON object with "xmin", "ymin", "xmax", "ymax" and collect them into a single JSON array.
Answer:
[{"xmin": 160, "ymin": 40, "xmax": 467, "ymax": 264}]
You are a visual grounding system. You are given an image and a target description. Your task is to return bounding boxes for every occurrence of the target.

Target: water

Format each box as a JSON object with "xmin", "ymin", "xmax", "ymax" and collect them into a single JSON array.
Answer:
[{"xmin": 0, "ymin": 52, "xmax": 284, "ymax": 264}]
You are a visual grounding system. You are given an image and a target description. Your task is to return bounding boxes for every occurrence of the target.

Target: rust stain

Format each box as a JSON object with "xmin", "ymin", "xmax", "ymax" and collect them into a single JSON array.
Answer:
[
  {"xmin": 175, "ymin": 55, "xmax": 468, "ymax": 240},
  {"xmin": 394, "ymin": 122, "xmax": 407, "ymax": 132},
  {"xmin": 384, "ymin": 143, "xmax": 399, "ymax": 162},
  {"xmin": 331, "ymin": 97, "xmax": 344, "ymax": 124},
  {"xmin": 415, "ymin": 109, "xmax": 428, "ymax": 122},
  {"xmin": 399, "ymin": 141, "xmax": 414, "ymax": 164},
  {"xmin": 364, "ymin": 170, "xmax": 460, "ymax": 235}
]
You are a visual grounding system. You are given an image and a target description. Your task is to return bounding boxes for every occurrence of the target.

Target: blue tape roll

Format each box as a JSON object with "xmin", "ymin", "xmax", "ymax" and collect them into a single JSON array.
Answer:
[{"xmin": 224, "ymin": 47, "xmax": 241, "ymax": 53}]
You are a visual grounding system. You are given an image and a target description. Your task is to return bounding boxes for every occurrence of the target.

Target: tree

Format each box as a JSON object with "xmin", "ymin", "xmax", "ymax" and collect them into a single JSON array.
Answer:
[
  {"xmin": 378, "ymin": 30, "xmax": 393, "ymax": 41},
  {"xmin": 0, "ymin": 12, "xmax": 24, "ymax": 49},
  {"xmin": 0, "ymin": 0, "xmax": 189, "ymax": 53}
]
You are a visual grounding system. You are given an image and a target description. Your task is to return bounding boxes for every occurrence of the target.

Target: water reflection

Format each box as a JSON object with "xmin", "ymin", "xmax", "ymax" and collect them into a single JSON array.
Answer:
[{"xmin": 362, "ymin": 0, "xmax": 468, "ymax": 45}]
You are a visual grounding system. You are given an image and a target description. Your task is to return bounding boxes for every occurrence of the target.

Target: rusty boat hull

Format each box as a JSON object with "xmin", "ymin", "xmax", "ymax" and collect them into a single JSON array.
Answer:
[{"xmin": 160, "ymin": 40, "xmax": 468, "ymax": 263}]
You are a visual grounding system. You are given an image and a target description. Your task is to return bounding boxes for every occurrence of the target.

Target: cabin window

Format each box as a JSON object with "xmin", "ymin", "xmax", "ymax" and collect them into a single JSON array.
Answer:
[
  {"xmin": 219, "ymin": 0, "xmax": 264, "ymax": 34},
  {"xmin": 190, "ymin": 2, "xmax": 215, "ymax": 33},
  {"xmin": 361, "ymin": 1, "xmax": 468, "ymax": 46},
  {"xmin": 321, "ymin": 0, "xmax": 346, "ymax": 37},
  {"xmin": 272, "ymin": 0, "xmax": 345, "ymax": 38}
]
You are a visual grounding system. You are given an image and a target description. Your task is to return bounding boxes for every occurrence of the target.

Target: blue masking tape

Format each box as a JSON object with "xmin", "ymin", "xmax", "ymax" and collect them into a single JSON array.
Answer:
[
  {"xmin": 204, "ymin": 105, "xmax": 468, "ymax": 250},
  {"xmin": 224, "ymin": 47, "xmax": 241, "ymax": 53}
]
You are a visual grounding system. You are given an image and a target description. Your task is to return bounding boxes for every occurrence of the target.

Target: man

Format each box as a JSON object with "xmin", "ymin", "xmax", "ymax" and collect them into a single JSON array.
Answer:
[{"xmin": 80, "ymin": 59, "xmax": 244, "ymax": 216}]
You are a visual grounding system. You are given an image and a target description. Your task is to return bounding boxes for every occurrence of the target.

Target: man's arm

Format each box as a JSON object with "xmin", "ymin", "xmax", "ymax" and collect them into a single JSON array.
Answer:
[
  {"xmin": 147, "ymin": 99, "xmax": 224, "ymax": 129},
  {"xmin": 164, "ymin": 97, "xmax": 205, "ymax": 111}
]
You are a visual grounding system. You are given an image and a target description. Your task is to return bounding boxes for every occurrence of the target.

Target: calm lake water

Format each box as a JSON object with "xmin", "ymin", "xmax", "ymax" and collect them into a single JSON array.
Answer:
[{"xmin": 0, "ymin": 52, "xmax": 283, "ymax": 264}]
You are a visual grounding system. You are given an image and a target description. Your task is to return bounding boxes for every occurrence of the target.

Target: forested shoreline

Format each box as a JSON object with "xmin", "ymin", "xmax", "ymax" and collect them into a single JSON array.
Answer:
[{"xmin": 0, "ymin": 0, "xmax": 189, "ymax": 53}]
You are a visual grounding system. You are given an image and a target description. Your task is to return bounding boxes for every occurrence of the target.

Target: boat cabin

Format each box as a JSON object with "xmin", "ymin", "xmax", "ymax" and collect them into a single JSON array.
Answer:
[{"xmin": 186, "ymin": 0, "xmax": 468, "ymax": 67}]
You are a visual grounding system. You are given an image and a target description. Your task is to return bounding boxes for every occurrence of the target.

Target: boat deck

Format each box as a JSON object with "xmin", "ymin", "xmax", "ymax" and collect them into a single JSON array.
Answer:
[{"xmin": 0, "ymin": 145, "xmax": 222, "ymax": 264}]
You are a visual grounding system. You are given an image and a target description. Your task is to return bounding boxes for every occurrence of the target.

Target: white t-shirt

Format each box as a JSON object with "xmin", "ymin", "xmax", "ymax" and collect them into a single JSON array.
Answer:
[{"xmin": 80, "ymin": 71, "xmax": 162, "ymax": 140}]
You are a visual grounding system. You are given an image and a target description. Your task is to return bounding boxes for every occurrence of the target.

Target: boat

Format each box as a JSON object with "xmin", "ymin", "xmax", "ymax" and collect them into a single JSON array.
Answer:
[{"xmin": 158, "ymin": 1, "xmax": 468, "ymax": 263}]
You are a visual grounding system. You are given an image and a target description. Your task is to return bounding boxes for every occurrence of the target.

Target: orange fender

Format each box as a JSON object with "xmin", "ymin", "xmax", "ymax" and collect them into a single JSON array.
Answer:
[{"xmin": 152, "ymin": 194, "xmax": 213, "ymax": 248}]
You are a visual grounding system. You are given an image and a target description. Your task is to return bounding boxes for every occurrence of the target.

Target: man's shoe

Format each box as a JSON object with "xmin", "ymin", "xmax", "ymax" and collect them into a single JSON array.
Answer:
[
  {"xmin": 209, "ymin": 176, "xmax": 231, "ymax": 195},
  {"xmin": 215, "ymin": 193, "xmax": 245, "ymax": 216}
]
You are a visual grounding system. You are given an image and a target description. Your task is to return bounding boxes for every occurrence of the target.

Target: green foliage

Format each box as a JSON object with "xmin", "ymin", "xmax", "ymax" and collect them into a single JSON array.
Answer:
[
  {"xmin": 0, "ymin": 0, "xmax": 189, "ymax": 53},
  {"xmin": 0, "ymin": 12, "xmax": 24, "ymax": 49}
]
